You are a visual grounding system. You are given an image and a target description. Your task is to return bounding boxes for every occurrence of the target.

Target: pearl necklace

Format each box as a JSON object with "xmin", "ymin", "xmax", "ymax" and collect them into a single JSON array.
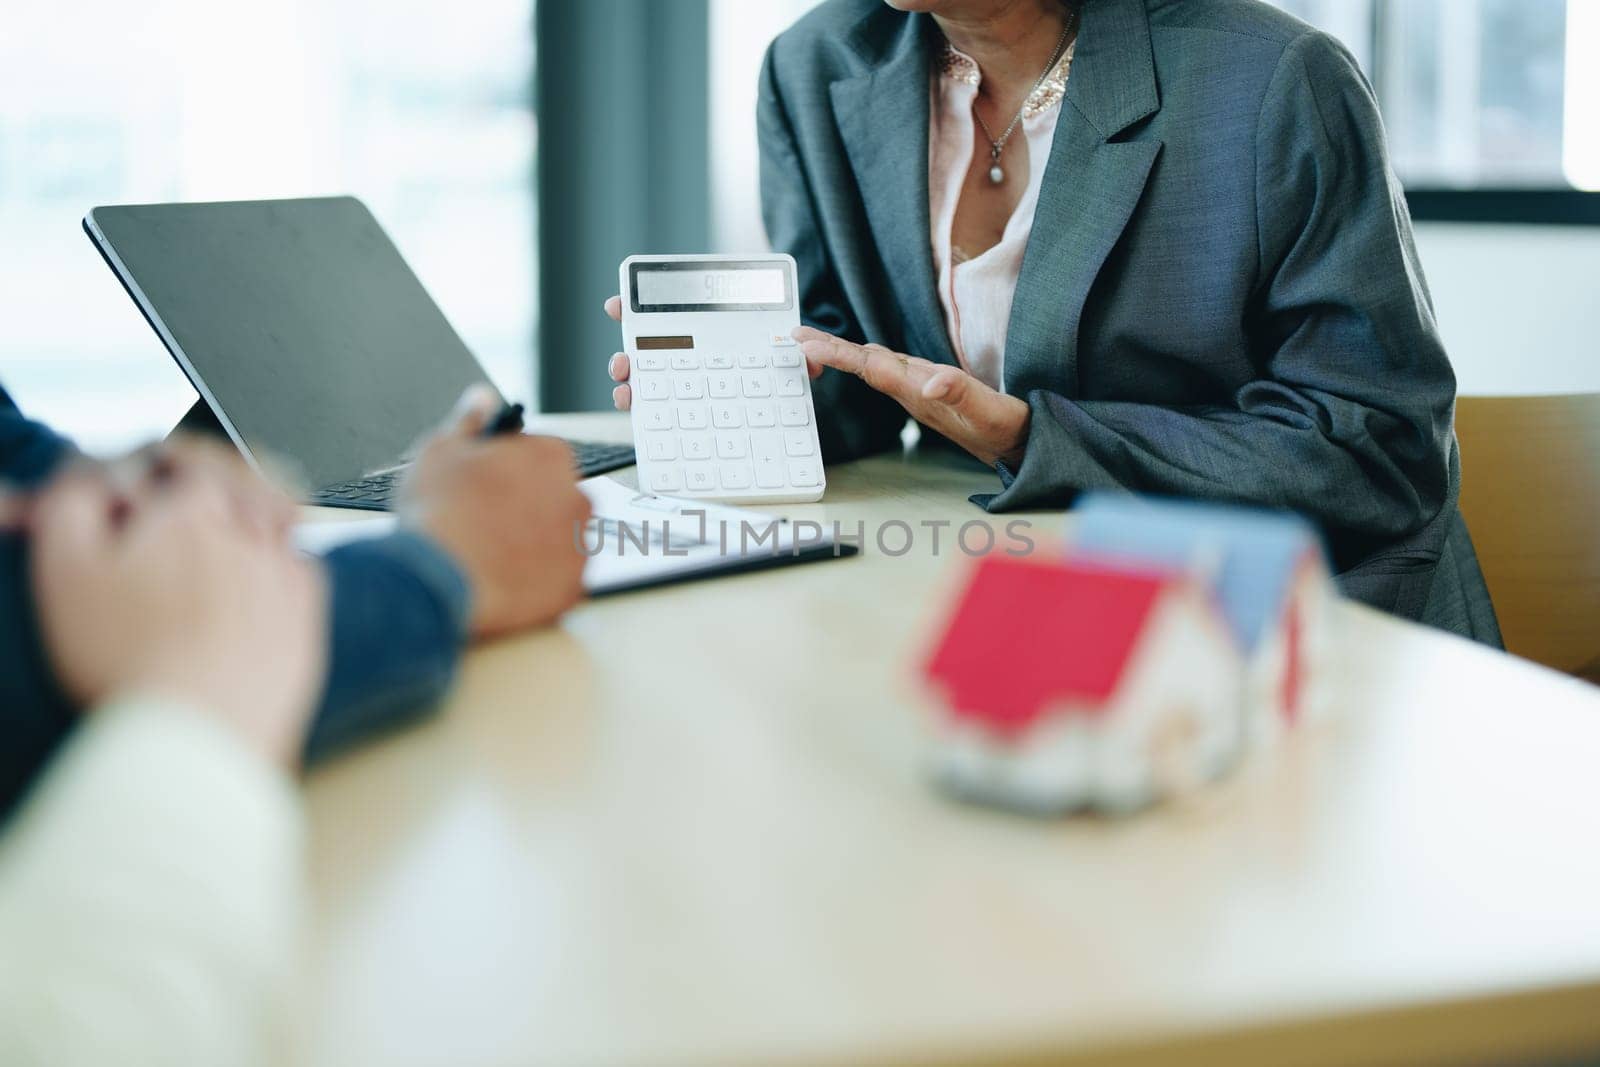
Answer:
[{"xmin": 971, "ymin": 8, "xmax": 1080, "ymax": 185}]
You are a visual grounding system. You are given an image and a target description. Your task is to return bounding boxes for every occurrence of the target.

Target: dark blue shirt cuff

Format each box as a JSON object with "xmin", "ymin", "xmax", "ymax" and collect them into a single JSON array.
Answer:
[{"xmin": 305, "ymin": 529, "xmax": 472, "ymax": 762}]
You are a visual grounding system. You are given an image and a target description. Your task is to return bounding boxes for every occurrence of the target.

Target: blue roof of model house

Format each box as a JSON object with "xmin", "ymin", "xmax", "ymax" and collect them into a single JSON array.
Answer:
[{"xmin": 1069, "ymin": 493, "xmax": 1327, "ymax": 652}]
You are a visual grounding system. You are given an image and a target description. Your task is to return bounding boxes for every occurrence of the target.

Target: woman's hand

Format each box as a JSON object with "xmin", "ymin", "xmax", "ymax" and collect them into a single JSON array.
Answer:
[
  {"xmin": 793, "ymin": 327, "xmax": 1030, "ymax": 468},
  {"xmin": 602, "ymin": 296, "xmax": 637, "ymax": 411},
  {"xmin": 601, "ymin": 298, "xmax": 1027, "ymax": 466}
]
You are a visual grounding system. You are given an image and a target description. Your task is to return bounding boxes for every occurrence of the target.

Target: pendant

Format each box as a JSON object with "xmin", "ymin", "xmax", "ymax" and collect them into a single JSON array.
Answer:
[{"xmin": 988, "ymin": 164, "xmax": 1004, "ymax": 184}]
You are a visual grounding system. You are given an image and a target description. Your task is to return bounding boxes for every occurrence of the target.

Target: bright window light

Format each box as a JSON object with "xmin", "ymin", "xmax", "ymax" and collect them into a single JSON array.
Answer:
[
  {"xmin": 0, "ymin": 0, "xmax": 534, "ymax": 455},
  {"xmin": 1564, "ymin": 0, "xmax": 1600, "ymax": 190}
]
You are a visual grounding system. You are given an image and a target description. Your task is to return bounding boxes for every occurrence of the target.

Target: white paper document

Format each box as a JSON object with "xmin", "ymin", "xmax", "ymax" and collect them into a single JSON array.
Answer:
[{"xmin": 294, "ymin": 476, "xmax": 849, "ymax": 594}]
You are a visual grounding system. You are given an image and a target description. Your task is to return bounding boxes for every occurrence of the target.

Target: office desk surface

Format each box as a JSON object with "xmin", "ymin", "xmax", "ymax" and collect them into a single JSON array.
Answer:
[{"xmin": 300, "ymin": 414, "xmax": 1600, "ymax": 1067}]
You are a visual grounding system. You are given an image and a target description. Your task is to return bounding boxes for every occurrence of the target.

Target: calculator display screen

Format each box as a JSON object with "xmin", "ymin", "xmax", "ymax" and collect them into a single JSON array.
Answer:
[{"xmin": 630, "ymin": 260, "xmax": 793, "ymax": 313}]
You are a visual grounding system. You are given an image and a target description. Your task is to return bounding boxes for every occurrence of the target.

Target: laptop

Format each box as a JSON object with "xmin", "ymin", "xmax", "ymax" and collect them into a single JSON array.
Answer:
[{"xmin": 84, "ymin": 196, "xmax": 635, "ymax": 510}]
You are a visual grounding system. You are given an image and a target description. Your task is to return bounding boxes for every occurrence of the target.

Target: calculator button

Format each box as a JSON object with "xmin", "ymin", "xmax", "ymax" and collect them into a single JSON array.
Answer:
[
  {"xmin": 715, "ymin": 432, "xmax": 748, "ymax": 459},
  {"xmin": 674, "ymin": 375, "xmax": 706, "ymax": 400},
  {"xmin": 634, "ymin": 352, "xmax": 668, "ymax": 371},
  {"xmin": 703, "ymin": 353, "xmax": 735, "ymax": 370},
  {"xmin": 681, "ymin": 433, "xmax": 713, "ymax": 460},
  {"xmin": 644, "ymin": 433, "xmax": 677, "ymax": 461},
  {"xmin": 738, "ymin": 351, "xmax": 769, "ymax": 369},
  {"xmin": 648, "ymin": 468, "xmax": 682, "ymax": 493},
  {"xmin": 751, "ymin": 432, "xmax": 785, "ymax": 488},
  {"xmin": 746, "ymin": 402, "xmax": 776, "ymax": 428},
  {"xmin": 779, "ymin": 400, "xmax": 810, "ymax": 426},
  {"xmin": 772, "ymin": 348, "xmax": 802, "ymax": 368},
  {"xmin": 636, "ymin": 373, "xmax": 670, "ymax": 401},
  {"xmin": 783, "ymin": 430, "xmax": 815, "ymax": 456},
  {"xmin": 741, "ymin": 373, "xmax": 772, "ymax": 398},
  {"xmin": 712, "ymin": 401, "xmax": 743, "ymax": 428},
  {"xmin": 787, "ymin": 460, "xmax": 821, "ymax": 487},
  {"xmin": 684, "ymin": 463, "xmax": 717, "ymax": 492},
  {"xmin": 671, "ymin": 352, "xmax": 701, "ymax": 370},
  {"xmin": 639, "ymin": 404, "xmax": 673, "ymax": 431},
  {"xmin": 719, "ymin": 463, "xmax": 754, "ymax": 490},
  {"xmin": 707, "ymin": 372, "xmax": 738, "ymax": 398},
  {"xmin": 677, "ymin": 404, "xmax": 710, "ymax": 430},
  {"xmin": 774, "ymin": 372, "xmax": 806, "ymax": 398}
]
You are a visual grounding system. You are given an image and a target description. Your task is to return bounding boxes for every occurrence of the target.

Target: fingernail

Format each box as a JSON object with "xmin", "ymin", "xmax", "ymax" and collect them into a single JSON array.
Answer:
[{"xmin": 455, "ymin": 383, "xmax": 498, "ymax": 415}]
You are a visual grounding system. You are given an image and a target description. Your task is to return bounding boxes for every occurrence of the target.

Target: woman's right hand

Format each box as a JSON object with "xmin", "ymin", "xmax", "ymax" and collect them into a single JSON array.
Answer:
[{"xmin": 602, "ymin": 295, "xmax": 825, "ymax": 411}]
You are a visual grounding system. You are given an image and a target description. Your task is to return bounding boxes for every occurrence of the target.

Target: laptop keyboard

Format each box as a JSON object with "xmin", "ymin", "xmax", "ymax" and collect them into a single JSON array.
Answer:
[{"xmin": 309, "ymin": 439, "xmax": 638, "ymax": 511}]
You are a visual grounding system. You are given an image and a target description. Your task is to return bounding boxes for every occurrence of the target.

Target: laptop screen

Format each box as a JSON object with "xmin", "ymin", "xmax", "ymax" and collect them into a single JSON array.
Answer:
[{"xmin": 86, "ymin": 197, "xmax": 494, "ymax": 488}]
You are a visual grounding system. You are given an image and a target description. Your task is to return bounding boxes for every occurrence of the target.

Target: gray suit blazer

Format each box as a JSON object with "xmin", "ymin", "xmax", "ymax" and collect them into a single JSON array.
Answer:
[{"xmin": 757, "ymin": 0, "xmax": 1501, "ymax": 643}]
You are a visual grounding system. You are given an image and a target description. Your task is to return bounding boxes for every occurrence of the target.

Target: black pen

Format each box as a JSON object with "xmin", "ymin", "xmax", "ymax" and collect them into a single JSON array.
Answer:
[{"xmin": 483, "ymin": 401, "xmax": 526, "ymax": 438}]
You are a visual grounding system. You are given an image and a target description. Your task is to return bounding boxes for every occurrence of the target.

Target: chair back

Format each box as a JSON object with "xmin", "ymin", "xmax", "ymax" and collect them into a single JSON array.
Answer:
[{"xmin": 1455, "ymin": 393, "xmax": 1600, "ymax": 681}]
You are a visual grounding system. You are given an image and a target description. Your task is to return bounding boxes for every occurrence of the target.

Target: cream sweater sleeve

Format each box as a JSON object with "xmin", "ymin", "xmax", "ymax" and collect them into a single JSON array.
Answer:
[{"xmin": 0, "ymin": 697, "xmax": 303, "ymax": 1067}]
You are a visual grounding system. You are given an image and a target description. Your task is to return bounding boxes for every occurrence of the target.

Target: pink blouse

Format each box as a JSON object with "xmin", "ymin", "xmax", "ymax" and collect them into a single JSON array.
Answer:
[{"xmin": 928, "ymin": 39, "xmax": 1076, "ymax": 392}]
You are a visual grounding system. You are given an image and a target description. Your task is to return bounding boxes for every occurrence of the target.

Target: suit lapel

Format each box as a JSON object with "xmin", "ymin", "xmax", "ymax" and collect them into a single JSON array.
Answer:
[
  {"xmin": 1005, "ymin": 0, "xmax": 1164, "ymax": 397},
  {"xmin": 831, "ymin": 14, "xmax": 958, "ymax": 367}
]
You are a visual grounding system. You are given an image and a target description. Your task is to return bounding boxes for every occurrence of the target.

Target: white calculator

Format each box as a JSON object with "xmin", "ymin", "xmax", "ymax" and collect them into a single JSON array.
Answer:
[{"xmin": 619, "ymin": 253, "xmax": 825, "ymax": 503}]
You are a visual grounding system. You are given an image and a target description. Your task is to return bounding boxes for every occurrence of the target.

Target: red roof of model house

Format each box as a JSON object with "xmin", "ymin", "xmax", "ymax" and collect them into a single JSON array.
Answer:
[{"xmin": 922, "ymin": 555, "xmax": 1176, "ymax": 736}]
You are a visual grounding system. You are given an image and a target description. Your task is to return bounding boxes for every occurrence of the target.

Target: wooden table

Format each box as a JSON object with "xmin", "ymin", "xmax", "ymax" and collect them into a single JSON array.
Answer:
[{"xmin": 299, "ymin": 414, "xmax": 1600, "ymax": 1067}]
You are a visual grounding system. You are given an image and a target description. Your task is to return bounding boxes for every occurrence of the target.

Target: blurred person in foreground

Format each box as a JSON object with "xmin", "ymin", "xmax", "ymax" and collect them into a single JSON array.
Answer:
[
  {"xmin": 0, "ymin": 383, "xmax": 593, "ymax": 822},
  {"xmin": 0, "ymin": 389, "xmax": 590, "ymax": 1063},
  {"xmin": 0, "ymin": 445, "xmax": 324, "ymax": 1065}
]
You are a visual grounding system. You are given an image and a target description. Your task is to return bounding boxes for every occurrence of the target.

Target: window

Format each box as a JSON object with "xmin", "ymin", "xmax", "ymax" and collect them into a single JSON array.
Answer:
[
  {"xmin": 0, "ymin": 0, "xmax": 535, "ymax": 455},
  {"xmin": 1270, "ymin": 0, "xmax": 1600, "ymax": 195},
  {"xmin": 708, "ymin": 0, "xmax": 821, "ymax": 252}
]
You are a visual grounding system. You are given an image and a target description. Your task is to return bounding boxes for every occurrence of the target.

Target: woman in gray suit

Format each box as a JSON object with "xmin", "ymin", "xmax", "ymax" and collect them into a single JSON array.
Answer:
[{"xmin": 607, "ymin": 0, "xmax": 1500, "ymax": 642}]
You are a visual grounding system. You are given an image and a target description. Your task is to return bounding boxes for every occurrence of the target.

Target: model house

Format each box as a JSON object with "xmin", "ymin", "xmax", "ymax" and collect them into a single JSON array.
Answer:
[
  {"xmin": 921, "ymin": 555, "xmax": 1243, "ymax": 815},
  {"xmin": 1069, "ymin": 493, "xmax": 1335, "ymax": 744}
]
